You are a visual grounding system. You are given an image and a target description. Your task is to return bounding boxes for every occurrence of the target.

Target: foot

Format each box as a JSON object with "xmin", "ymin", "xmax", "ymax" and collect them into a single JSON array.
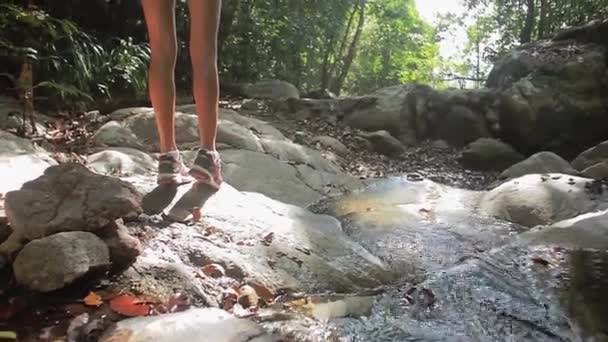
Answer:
[
  {"xmin": 157, "ymin": 151, "xmax": 192, "ymax": 185},
  {"xmin": 188, "ymin": 149, "xmax": 223, "ymax": 191}
]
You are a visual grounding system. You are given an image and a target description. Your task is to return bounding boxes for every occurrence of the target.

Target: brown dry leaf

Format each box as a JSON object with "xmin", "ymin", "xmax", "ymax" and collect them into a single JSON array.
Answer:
[
  {"xmin": 262, "ymin": 232, "xmax": 274, "ymax": 246},
  {"xmin": 249, "ymin": 282, "xmax": 275, "ymax": 305},
  {"xmin": 222, "ymin": 288, "xmax": 239, "ymax": 311},
  {"xmin": 109, "ymin": 294, "xmax": 151, "ymax": 317},
  {"xmin": 83, "ymin": 291, "xmax": 103, "ymax": 307},
  {"xmin": 201, "ymin": 264, "xmax": 226, "ymax": 278},
  {"xmin": 238, "ymin": 285, "xmax": 259, "ymax": 309}
]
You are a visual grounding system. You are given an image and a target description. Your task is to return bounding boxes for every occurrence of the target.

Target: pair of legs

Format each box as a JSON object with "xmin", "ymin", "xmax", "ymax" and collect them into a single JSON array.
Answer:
[{"xmin": 141, "ymin": 0, "xmax": 220, "ymax": 153}]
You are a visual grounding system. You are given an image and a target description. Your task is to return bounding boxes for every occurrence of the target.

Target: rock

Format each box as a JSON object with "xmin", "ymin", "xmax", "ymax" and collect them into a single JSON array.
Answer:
[
  {"xmin": 459, "ymin": 138, "xmax": 524, "ymax": 171},
  {"xmin": 428, "ymin": 104, "xmax": 490, "ymax": 147},
  {"xmin": 359, "ymin": 130, "xmax": 406, "ymax": 157},
  {"xmin": 432, "ymin": 140, "xmax": 450, "ymax": 150},
  {"xmin": 522, "ymin": 210, "xmax": 608, "ymax": 250},
  {"xmin": 87, "ymin": 147, "xmax": 157, "ymax": 177},
  {"xmin": 302, "ymin": 89, "xmax": 337, "ymax": 99},
  {"xmin": 129, "ymin": 182, "xmax": 395, "ymax": 294},
  {"xmin": 240, "ymin": 99, "xmax": 263, "ymax": 111},
  {"xmin": 0, "ymin": 130, "xmax": 56, "ymax": 194},
  {"xmin": 295, "ymin": 165, "xmax": 363, "ymax": 197},
  {"xmin": 107, "ymin": 107, "xmax": 153, "ymax": 121},
  {"xmin": 13, "ymin": 232, "xmax": 110, "ymax": 292},
  {"xmin": 92, "ymin": 121, "xmax": 145, "ymax": 151},
  {"xmin": 498, "ymin": 151, "xmax": 577, "ymax": 180},
  {"xmin": 238, "ymin": 285, "xmax": 259, "ymax": 308},
  {"xmin": 312, "ymin": 136, "xmax": 349, "ymax": 157},
  {"xmin": 581, "ymin": 161, "xmax": 608, "ymax": 180},
  {"xmin": 0, "ymin": 96, "xmax": 49, "ymax": 133},
  {"xmin": 244, "ymin": 80, "xmax": 300, "ymax": 100},
  {"xmin": 99, "ymin": 308, "xmax": 276, "ymax": 342},
  {"xmin": 480, "ymin": 174, "xmax": 608, "ymax": 227},
  {"xmin": 258, "ymin": 139, "xmax": 341, "ymax": 174},
  {"xmin": 3, "ymin": 163, "xmax": 142, "ymax": 243},
  {"xmin": 96, "ymin": 221, "xmax": 142, "ymax": 270},
  {"xmin": 572, "ymin": 140, "xmax": 608, "ymax": 171},
  {"xmin": 217, "ymin": 120, "xmax": 263, "ymax": 152},
  {"xmin": 489, "ymin": 33, "xmax": 608, "ymax": 158},
  {"xmin": 211, "ymin": 149, "xmax": 322, "ymax": 206},
  {"xmin": 341, "ymin": 85, "xmax": 419, "ymax": 145}
]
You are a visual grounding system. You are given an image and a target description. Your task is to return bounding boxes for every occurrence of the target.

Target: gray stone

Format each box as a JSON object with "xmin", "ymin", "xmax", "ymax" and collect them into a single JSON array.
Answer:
[
  {"xmin": 214, "ymin": 149, "xmax": 321, "ymax": 207},
  {"xmin": 0, "ymin": 130, "xmax": 56, "ymax": 195},
  {"xmin": 244, "ymin": 80, "xmax": 300, "ymax": 100},
  {"xmin": 480, "ymin": 174, "xmax": 608, "ymax": 227},
  {"xmin": 459, "ymin": 138, "xmax": 524, "ymax": 171},
  {"xmin": 96, "ymin": 221, "xmax": 142, "ymax": 270},
  {"xmin": 217, "ymin": 120, "xmax": 263, "ymax": 152},
  {"xmin": 107, "ymin": 107, "xmax": 153, "ymax": 121},
  {"xmin": 360, "ymin": 130, "xmax": 406, "ymax": 157},
  {"xmin": 432, "ymin": 105, "xmax": 490, "ymax": 146},
  {"xmin": 295, "ymin": 165, "xmax": 364, "ymax": 196},
  {"xmin": 92, "ymin": 121, "xmax": 145, "ymax": 151},
  {"xmin": 499, "ymin": 151, "xmax": 577, "ymax": 180},
  {"xmin": 259, "ymin": 139, "xmax": 342, "ymax": 173},
  {"xmin": 312, "ymin": 136, "xmax": 349, "ymax": 157},
  {"xmin": 99, "ymin": 308, "xmax": 276, "ymax": 342},
  {"xmin": 581, "ymin": 161, "xmax": 608, "ymax": 180},
  {"xmin": 572, "ymin": 140, "xmax": 608, "ymax": 171},
  {"xmin": 13, "ymin": 232, "xmax": 110, "ymax": 292},
  {"xmin": 3, "ymin": 163, "xmax": 142, "ymax": 245},
  {"xmin": 87, "ymin": 147, "xmax": 157, "ymax": 177}
]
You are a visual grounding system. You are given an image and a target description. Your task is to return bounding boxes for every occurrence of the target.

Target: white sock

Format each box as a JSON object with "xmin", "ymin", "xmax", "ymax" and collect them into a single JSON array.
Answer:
[{"xmin": 161, "ymin": 150, "xmax": 180, "ymax": 160}]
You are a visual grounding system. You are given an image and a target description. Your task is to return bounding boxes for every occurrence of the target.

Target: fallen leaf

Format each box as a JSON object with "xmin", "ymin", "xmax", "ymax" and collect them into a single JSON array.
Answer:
[
  {"xmin": 267, "ymin": 258, "xmax": 277, "ymax": 269},
  {"xmin": 262, "ymin": 232, "xmax": 274, "ymax": 246},
  {"xmin": 154, "ymin": 293, "xmax": 191, "ymax": 314},
  {"xmin": 531, "ymin": 256, "xmax": 551, "ymax": 267},
  {"xmin": 222, "ymin": 288, "xmax": 238, "ymax": 311},
  {"xmin": 201, "ymin": 264, "xmax": 225, "ymax": 278},
  {"xmin": 192, "ymin": 207, "xmax": 202, "ymax": 222},
  {"xmin": 109, "ymin": 294, "xmax": 151, "ymax": 317},
  {"xmin": 249, "ymin": 282, "xmax": 275, "ymax": 305},
  {"xmin": 295, "ymin": 247, "xmax": 312, "ymax": 255},
  {"xmin": 0, "ymin": 331, "xmax": 16, "ymax": 339},
  {"xmin": 83, "ymin": 291, "xmax": 103, "ymax": 307}
]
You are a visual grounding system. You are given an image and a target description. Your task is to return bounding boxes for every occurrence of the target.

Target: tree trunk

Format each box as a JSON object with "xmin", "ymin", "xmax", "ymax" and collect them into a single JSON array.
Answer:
[
  {"xmin": 520, "ymin": 0, "xmax": 535, "ymax": 43},
  {"xmin": 331, "ymin": 0, "xmax": 366, "ymax": 95},
  {"xmin": 326, "ymin": 4, "xmax": 358, "ymax": 90},
  {"xmin": 537, "ymin": 0, "xmax": 548, "ymax": 39}
]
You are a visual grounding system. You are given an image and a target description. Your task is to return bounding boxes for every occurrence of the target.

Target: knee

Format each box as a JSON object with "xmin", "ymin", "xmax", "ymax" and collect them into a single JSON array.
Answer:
[
  {"xmin": 150, "ymin": 44, "xmax": 177, "ymax": 69},
  {"xmin": 190, "ymin": 53, "xmax": 217, "ymax": 78}
]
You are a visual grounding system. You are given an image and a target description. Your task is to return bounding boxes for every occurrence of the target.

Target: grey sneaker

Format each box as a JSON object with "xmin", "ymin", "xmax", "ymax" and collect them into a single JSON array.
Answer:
[
  {"xmin": 188, "ymin": 149, "xmax": 223, "ymax": 191},
  {"xmin": 157, "ymin": 152, "xmax": 192, "ymax": 185}
]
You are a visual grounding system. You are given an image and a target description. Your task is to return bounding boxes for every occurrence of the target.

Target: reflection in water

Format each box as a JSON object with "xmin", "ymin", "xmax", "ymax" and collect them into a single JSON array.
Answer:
[{"xmin": 561, "ymin": 250, "xmax": 608, "ymax": 341}]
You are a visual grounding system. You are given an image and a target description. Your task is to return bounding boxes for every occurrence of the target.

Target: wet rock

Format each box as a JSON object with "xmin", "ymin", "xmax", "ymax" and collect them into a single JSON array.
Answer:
[
  {"xmin": 498, "ymin": 151, "xmax": 577, "ymax": 181},
  {"xmin": 87, "ymin": 147, "xmax": 157, "ymax": 177},
  {"xmin": 359, "ymin": 130, "xmax": 406, "ymax": 157},
  {"xmin": 312, "ymin": 136, "xmax": 349, "ymax": 157},
  {"xmin": 244, "ymin": 79, "xmax": 300, "ymax": 100},
  {"xmin": 459, "ymin": 138, "xmax": 524, "ymax": 171},
  {"xmin": 3, "ymin": 163, "xmax": 142, "ymax": 243},
  {"xmin": 130, "ymin": 181, "xmax": 395, "ymax": 294},
  {"xmin": 96, "ymin": 221, "xmax": 142, "ymax": 270},
  {"xmin": 295, "ymin": 165, "xmax": 363, "ymax": 197},
  {"xmin": 13, "ymin": 232, "xmax": 110, "ymax": 292},
  {"xmin": 572, "ymin": 140, "xmax": 608, "ymax": 171},
  {"xmin": 0, "ymin": 130, "xmax": 56, "ymax": 194},
  {"xmin": 480, "ymin": 174, "xmax": 608, "ymax": 227},
  {"xmin": 99, "ymin": 308, "xmax": 276, "ymax": 342}
]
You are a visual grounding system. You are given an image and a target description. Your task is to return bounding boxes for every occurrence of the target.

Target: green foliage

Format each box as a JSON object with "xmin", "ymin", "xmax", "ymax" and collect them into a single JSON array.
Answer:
[
  {"xmin": 0, "ymin": 3, "xmax": 150, "ymax": 108},
  {"xmin": 344, "ymin": 0, "xmax": 442, "ymax": 94}
]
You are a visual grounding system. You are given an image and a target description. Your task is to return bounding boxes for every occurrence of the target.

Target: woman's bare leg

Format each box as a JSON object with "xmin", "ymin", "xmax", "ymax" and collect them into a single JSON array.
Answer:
[
  {"xmin": 141, "ymin": 0, "xmax": 178, "ymax": 153},
  {"xmin": 187, "ymin": 0, "xmax": 221, "ymax": 151}
]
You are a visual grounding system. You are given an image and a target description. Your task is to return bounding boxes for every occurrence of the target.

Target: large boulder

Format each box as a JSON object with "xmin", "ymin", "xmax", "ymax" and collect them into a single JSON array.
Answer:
[
  {"xmin": 244, "ymin": 80, "xmax": 300, "ymax": 100},
  {"xmin": 359, "ymin": 130, "xmax": 406, "ymax": 157},
  {"xmin": 572, "ymin": 140, "xmax": 608, "ymax": 173},
  {"xmin": 498, "ymin": 151, "xmax": 577, "ymax": 181},
  {"xmin": 86, "ymin": 147, "xmax": 157, "ymax": 177},
  {"xmin": 480, "ymin": 174, "xmax": 608, "ymax": 227},
  {"xmin": 3, "ymin": 163, "xmax": 142, "ymax": 243},
  {"xmin": 13, "ymin": 231, "xmax": 110, "ymax": 292},
  {"xmin": 458, "ymin": 138, "xmax": 524, "ymax": 171},
  {"xmin": 489, "ymin": 28, "xmax": 608, "ymax": 158}
]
